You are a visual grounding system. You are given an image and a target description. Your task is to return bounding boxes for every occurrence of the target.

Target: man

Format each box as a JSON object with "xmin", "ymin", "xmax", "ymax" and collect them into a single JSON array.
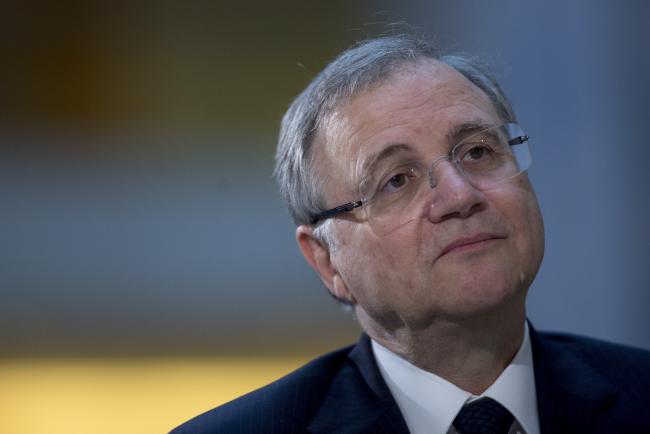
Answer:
[{"xmin": 172, "ymin": 35, "xmax": 650, "ymax": 434}]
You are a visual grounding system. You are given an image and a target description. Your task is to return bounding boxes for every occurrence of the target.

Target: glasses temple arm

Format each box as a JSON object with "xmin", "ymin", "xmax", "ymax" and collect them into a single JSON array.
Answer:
[
  {"xmin": 508, "ymin": 135, "xmax": 529, "ymax": 146},
  {"xmin": 310, "ymin": 201, "xmax": 363, "ymax": 225}
]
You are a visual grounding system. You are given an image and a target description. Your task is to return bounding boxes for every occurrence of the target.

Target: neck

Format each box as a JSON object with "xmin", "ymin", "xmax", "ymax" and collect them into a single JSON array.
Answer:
[{"xmin": 359, "ymin": 299, "xmax": 526, "ymax": 395}]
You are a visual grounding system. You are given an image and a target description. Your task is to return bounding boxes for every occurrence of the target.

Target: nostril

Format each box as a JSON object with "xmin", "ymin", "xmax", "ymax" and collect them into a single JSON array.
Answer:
[
  {"xmin": 427, "ymin": 188, "xmax": 486, "ymax": 223},
  {"xmin": 464, "ymin": 202, "xmax": 485, "ymax": 217},
  {"xmin": 436, "ymin": 202, "xmax": 484, "ymax": 223},
  {"xmin": 439, "ymin": 210, "xmax": 462, "ymax": 221}
]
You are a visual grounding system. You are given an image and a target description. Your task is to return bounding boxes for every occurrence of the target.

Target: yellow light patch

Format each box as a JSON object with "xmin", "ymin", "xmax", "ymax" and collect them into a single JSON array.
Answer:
[{"xmin": 0, "ymin": 356, "xmax": 310, "ymax": 434}]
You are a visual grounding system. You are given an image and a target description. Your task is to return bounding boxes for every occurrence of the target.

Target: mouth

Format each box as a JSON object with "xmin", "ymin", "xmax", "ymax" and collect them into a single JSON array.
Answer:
[{"xmin": 437, "ymin": 233, "xmax": 505, "ymax": 260}]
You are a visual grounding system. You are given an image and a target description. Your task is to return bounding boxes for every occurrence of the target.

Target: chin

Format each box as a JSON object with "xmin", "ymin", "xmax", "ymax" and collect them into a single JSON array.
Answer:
[{"xmin": 433, "ymin": 274, "xmax": 523, "ymax": 321}]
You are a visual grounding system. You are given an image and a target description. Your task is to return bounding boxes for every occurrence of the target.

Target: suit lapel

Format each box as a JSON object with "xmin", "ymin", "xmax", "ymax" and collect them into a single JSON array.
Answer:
[
  {"xmin": 307, "ymin": 334, "xmax": 410, "ymax": 434},
  {"xmin": 530, "ymin": 325, "xmax": 619, "ymax": 433},
  {"xmin": 309, "ymin": 327, "xmax": 622, "ymax": 434}
]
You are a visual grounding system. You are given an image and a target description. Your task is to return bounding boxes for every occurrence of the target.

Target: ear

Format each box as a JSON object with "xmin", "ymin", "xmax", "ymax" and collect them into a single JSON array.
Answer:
[{"xmin": 296, "ymin": 225, "xmax": 355, "ymax": 305}]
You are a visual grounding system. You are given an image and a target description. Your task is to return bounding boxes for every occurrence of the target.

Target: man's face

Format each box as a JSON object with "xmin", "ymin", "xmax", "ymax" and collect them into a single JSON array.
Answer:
[{"xmin": 314, "ymin": 61, "xmax": 545, "ymax": 332}]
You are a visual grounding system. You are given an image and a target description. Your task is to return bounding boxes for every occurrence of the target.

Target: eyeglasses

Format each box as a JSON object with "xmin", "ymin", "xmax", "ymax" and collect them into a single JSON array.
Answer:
[{"xmin": 310, "ymin": 123, "xmax": 532, "ymax": 235}]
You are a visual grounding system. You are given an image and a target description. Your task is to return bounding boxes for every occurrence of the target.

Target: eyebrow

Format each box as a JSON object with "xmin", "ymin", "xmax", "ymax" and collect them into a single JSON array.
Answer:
[
  {"xmin": 445, "ymin": 121, "xmax": 494, "ymax": 143},
  {"xmin": 359, "ymin": 143, "xmax": 412, "ymax": 181}
]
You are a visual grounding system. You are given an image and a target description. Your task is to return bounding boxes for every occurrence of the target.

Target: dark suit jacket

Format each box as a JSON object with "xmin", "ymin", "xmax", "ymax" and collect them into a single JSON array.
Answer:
[{"xmin": 170, "ymin": 326, "xmax": 650, "ymax": 433}]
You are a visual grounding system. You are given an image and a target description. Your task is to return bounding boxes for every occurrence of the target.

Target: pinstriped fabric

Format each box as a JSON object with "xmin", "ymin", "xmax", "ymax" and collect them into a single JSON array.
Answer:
[{"xmin": 170, "ymin": 328, "xmax": 650, "ymax": 434}]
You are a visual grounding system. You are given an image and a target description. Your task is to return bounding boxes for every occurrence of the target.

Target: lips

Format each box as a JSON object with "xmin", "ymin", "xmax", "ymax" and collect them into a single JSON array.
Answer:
[{"xmin": 437, "ymin": 233, "xmax": 505, "ymax": 260}]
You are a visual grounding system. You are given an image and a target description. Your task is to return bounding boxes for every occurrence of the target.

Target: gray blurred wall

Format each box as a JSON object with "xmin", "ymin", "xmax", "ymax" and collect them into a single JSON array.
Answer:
[{"xmin": 1, "ymin": 0, "xmax": 648, "ymax": 356}]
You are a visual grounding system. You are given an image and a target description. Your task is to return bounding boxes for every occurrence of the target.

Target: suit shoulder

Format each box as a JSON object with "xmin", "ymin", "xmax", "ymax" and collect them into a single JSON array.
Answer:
[
  {"xmin": 169, "ymin": 343, "xmax": 356, "ymax": 434},
  {"xmin": 539, "ymin": 331, "xmax": 650, "ymax": 364},
  {"xmin": 538, "ymin": 330, "xmax": 650, "ymax": 386}
]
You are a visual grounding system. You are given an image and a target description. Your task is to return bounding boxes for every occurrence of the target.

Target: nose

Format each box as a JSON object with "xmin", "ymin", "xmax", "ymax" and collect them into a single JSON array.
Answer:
[{"xmin": 426, "ymin": 160, "xmax": 487, "ymax": 223}]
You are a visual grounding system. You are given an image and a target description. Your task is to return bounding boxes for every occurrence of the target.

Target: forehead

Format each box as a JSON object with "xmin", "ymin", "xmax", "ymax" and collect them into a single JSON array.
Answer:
[{"xmin": 316, "ymin": 60, "xmax": 500, "ymax": 200}]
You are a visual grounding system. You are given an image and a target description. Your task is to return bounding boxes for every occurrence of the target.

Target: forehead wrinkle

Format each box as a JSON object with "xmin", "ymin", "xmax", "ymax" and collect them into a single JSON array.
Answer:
[{"xmin": 344, "ymin": 76, "xmax": 497, "ymax": 146}]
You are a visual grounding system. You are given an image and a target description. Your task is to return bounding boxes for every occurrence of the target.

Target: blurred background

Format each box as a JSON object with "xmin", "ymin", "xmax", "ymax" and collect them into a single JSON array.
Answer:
[{"xmin": 2, "ymin": 1, "xmax": 649, "ymax": 433}]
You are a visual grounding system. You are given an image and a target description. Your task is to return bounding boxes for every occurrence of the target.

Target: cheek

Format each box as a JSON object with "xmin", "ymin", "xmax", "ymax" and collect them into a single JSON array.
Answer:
[
  {"xmin": 515, "ymin": 190, "xmax": 543, "ymax": 251},
  {"xmin": 336, "ymin": 225, "xmax": 420, "ymax": 301},
  {"xmin": 492, "ymin": 184, "xmax": 545, "ymax": 280}
]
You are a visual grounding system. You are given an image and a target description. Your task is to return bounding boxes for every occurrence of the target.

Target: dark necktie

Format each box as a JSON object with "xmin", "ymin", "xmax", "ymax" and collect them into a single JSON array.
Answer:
[{"xmin": 452, "ymin": 397, "xmax": 514, "ymax": 434}]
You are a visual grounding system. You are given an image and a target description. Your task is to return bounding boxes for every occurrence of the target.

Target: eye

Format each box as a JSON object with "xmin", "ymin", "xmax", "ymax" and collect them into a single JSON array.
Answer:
[
  {"xmin": 465, "ymin": 144, "xmax": 490, "ymax": 161},
  {"xmin": 456, "ymin": 137, "xmax": 499, "ymax": 164},
  {"xmin": 379, "ymin": 167, "xmax": 417, "ymax": 193},
  {"xmin": 386, "ymin": 174, "xmax": 407, "ymax": 190}
]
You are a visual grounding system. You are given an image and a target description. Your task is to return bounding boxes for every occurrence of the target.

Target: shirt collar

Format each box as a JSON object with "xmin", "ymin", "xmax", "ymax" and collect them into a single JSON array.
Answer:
[{"xmin": 371, "ymin": 322, "xmax": 540, "ymax": 434}]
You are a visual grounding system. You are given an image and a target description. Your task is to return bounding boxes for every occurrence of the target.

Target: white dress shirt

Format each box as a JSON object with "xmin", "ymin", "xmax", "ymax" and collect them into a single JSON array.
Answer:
[{"xmin": 371, "ymin": 323, "xmax": 540, "ymax": 434}]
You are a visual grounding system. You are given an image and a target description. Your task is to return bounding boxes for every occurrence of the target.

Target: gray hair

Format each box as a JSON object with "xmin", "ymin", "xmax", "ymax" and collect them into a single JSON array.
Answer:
[{"xmin": 274, "ymin": 34, "xmax": 517, "ymax": 240}]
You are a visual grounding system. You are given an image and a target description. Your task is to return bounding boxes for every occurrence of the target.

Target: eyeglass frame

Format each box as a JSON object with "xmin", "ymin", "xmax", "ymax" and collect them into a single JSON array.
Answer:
[{"xmin": 309, "ymin": 128, "xmax": 530, "ymax": 225}]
